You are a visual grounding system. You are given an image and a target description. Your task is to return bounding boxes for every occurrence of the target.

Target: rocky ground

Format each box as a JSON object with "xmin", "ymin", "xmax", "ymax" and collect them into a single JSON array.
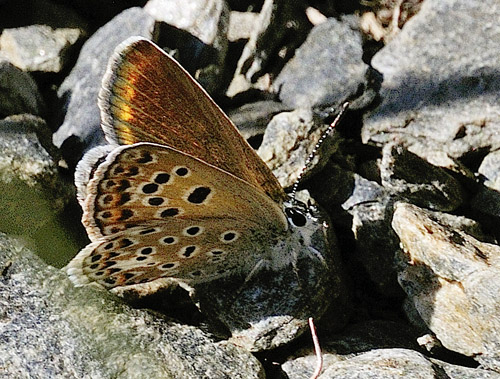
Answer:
[{"xmin": 1, "ymin": 0, "xmax": 500, "ymax": 378}]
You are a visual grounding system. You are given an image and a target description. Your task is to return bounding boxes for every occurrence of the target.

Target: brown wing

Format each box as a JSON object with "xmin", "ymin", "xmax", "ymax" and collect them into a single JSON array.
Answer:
[
  {"xmin": 69, "ymin": 143, "xmax": 289, "ymax": 288},
  {"xmin": 98, "ymin": 37, "xmax": 286, "ymax": 203}
]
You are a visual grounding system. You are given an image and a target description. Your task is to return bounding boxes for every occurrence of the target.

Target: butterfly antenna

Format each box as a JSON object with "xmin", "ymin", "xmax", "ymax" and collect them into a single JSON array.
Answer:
[{"xmin": 290, "ymin": 102, "xmax": 349, "ymax": 205}]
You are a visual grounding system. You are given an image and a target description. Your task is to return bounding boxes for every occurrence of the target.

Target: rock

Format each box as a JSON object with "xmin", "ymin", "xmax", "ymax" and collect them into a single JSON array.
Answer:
[
  {"xmin": 144, "ymin": 0, "xmax": 229, "ymax": 93},
  {"xmin": 362, "ymin": 0, "xmax": 500, "ymax": 163},
  {"xmin": 0, "ymin": 233, "xmax": 264, "ymax": 378},
  {"xmin": 53, "ymin": 7, "xmax": 156, "ymax": 155},
  {"xmin": 227, "ymin": 100, "xmax": 290, "ymax": 140},
  {"xmin": 380, "ymin": 143, "xmax": 466, "ymax": 211},
  {"xmin": 227, "ymin": 0, "xmax": 311, "ymax": 97},
  {"xmin": 0, "ymin": 61, "xmax": 45, "ymax": 117},
  {"xmin": 0, "ymin": 0, "xmax": 89, "ymax": 31},
  {"xmin": 257, "ymin": 108, "xmax": 342, "ymax": 189},
  {"xmin": 478, "ymin": 150, "xmax": 500, "ymax": 191},
  {"xmin": 392, "ymin": 202, "xmax": 500, "ymax": 371},
  {"xmin": 227, "ymin": 10, "xmax": 260, "ymax": 42},
  {"xmin": 282, "ymin": 320, "xmax": 499, "ymax": 378},
  {"xmin": 0, "ymin": 25, "xmax": 84, "ymax": 73},
  {"xmin": 145, "ymin": 0, "xmax": 228, "ymax": 49},
  {"xmin": 273, "ymin": 17, "xmax": 369, "ymax": 109},
  {"xmin": 319, "ymin": 349, "xmax": 468, "ymax": 378},
  {"xmin": 0, "ymin": 114, "xmax": 78, "ymax": 266}
]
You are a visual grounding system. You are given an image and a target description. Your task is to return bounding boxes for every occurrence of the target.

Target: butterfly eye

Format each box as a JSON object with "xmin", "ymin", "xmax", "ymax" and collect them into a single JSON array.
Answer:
[{"xmin": 285, "ymin": 207, "xmax": 307, "ymax": 227}]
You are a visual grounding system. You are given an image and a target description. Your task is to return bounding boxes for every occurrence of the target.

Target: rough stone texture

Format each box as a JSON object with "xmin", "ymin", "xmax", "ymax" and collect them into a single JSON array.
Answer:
[
  {"xmin": 0, "ymin": 233, "xmax": 265, "ymax": 378},
  {"xmin": 145, "ymin": 0, "xmax": 228, "ymax": 47},
  {"xmin": 53, "ymin": 7, "xmax": 156, "ymax": 151},
  {"xmin": 4, "ymin": 0, "xmax": 500, "ymax": 376},
  {"xmin": 362, "ymin": 0, "xmax": 500, "ymax": 162},
  {"xmin": 380, "ymin": 143, "xmax": 466, "ymax": 211},
  {"xmin": 226, "ymin": 0, "xmax": 312, "ymax": 97},
  {"xmin": 0, "ymin": 115, "xmax": 77, "ymax": 266},
  {"xmin": 0, "ymin": 61, "xmax": 45, "ymax": 117},
  {"xmin": 273, "ymin": 17, "xmax": 368, "ymax": 109},
  {"xmin": 144, "ymin": 0, "xmax": 229, "ymax": 93},
  {"xmin": 257, "ymin": 108, "xmax": 342, "ymax": 189},
  {"xmin": 227, "ymin": 10, "xmax": 259, "ymax": 42},
  {"xmin": 0, "ymin": 25, "xmax": 84, "ymax": 73},
  {"xmin": 392, "ymin": 202, "xmax": 500, "ymax": 371},
  {"xmin": 478, "ymin": 150, "xmax": 500, "ymax": 191},
  {"xmin": 282, "ymin": 320, "xmax": 500, "ymax": 378},
  {"xmin": 228, "ymin": 100, "xmax": 290, "ymax": 140}
]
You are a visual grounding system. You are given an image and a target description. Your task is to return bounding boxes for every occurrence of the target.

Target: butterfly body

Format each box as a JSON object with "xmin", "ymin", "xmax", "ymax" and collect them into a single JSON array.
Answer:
[{"xmin": 67, "ymin": 37, "xmax": 327, "ymax": 292}]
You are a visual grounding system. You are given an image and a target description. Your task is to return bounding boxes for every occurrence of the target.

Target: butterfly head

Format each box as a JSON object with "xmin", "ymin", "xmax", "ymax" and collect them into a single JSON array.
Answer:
[{"xmin": 283, "ymin": 197, "xmax": 327, "ymax": 251}]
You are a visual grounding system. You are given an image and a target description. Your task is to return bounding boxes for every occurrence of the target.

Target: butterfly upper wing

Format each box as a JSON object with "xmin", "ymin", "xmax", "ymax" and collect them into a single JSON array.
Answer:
[
  {"xmin": 68, "ymin": 143, "xmax": 288, "ymax": 288},
  {"xmin": 99, "ymin": 37, "xmax": 287, "ymax": 204}
]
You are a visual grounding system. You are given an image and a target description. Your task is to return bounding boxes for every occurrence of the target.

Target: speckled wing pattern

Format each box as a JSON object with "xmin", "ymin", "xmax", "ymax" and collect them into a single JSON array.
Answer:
[{"xmin": 68, "ymin": 143, "xmax": 288, "ymax": 288}]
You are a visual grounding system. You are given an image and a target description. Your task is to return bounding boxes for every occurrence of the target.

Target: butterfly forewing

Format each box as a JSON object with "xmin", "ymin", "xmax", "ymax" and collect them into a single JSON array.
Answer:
[{"xmin": 99, "ymin": 37, "xmax": 286, "ymax": 203}]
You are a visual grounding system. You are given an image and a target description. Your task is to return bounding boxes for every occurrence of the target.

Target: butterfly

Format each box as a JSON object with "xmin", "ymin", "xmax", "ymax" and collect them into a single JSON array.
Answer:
[{"xmin": 66, "ymin": 37, "xmax": 330, "ymax": 292}]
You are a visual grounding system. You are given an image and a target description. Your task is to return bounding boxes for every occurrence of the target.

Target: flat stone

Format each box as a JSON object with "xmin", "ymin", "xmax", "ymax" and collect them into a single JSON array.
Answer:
[
  {"xmin": 0, "ymin": 233, "xmax": 264, "ymax": 378},
  {"xmin": 0, "ymin": 61, "xmax": 45, "ymax": 117},
  {"xmin": 0, "ymin": 25, "xmax": 84, "ymax": 73},
  {"xmin": 380, "ymin": 143, "xmax": 466, "ymax": 211},
  {"xmin": 273, "ymin": 17, "xmax": 369, "ymax": 109},
  {"xmin": 257, "ymin": 108, "xmax": 342, "ymax": 189},
  {"xmin": 392, "ymin": 202, "xmax": 500, "ymax": 371},
  {"xmin": 362, "ymin": 0, "xmax": 500, "ymax": 162},
  {"xmin": 53, "ymin": 7, "xmax": 155, "ymax": 152}
]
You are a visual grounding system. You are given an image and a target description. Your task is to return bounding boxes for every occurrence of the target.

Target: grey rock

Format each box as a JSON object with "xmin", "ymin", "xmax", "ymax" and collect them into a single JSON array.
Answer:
[
  {"xmin": 53, "ymin": 7, "xmax": 156, "ymax": 150},
  {"xmin": 257, "ymin": 109, "xmax": 342, "ymax": 189},
  {"xmin": 273, "ymin": 17, "xmax": 369, "ymax": 109},
  {"xmin": 227, "ymin": 100, "xmax": 290, "ymax": 140},
  {"xmin": 308, "ymin": 161, "xmax": 359, "ymax": 212},
  {"xmin": 347, "ymin": 194, "xmax": 402, "ymax": 296},
  {"xmin": 362, "ymin": 0, "xmax": 500, "ymax": 162},
  {"xmin": 380, "ymin": 143, "xmax": 466, "ymax": 211},
  {"xmin": 0, "ymin": 114, "xmax": 77, "ymax": 266},
  {"xmin": 227, "ymin": 11, "xmax": 260, "ymax": 42},
  {"xmin": 227, "ymin": 0, "xmax": 311, "ymax": 97},
  {"xmin": 283, "ymin": 319, "xmax": 500, "ymax": 378},
  {"xmin": 283, "ymin": 320, "xmax": 423, "ymax": 378},
  {"xmin": 0, "ymin": 25, "xmax": 84, "ymax": 73},
  {"xmin": 0, "ymin": 233, "xmax": 265, "ymax": 378},
  {"xmin": 471, "ymin": 149, "xmax": 500, "ymax": 224},
  {"xmin": 470, "ymin": 187, "xmax": 500, "ymax": 233},
  {"xmin": 145, "ymin": 0, "xmax": 228, "ymax": 48},
  {"xmin": 310, "ymin": 160, "xmax": 402, "ymax": 295},
  {"xmin": 431, "ymin": 359, "xmax": 500, "ymax": 379},
  {"xmin": 478, "ymin": 150, "xmax": 500, "ymax": 191},
  {"xmin": 0, "ymin": 0, "xmax": 89, "ymax": 31},
  {"xmin": 226, "ymin": 0, "xmax": 276, "ymax": 97},
  {"xmin": 392, "ymin": 202, "xmax": 500, "ymax": 370},
  {"xmin": 287, "ymin": 349, "xmax": 436, "ymax": 379},
  {"xmin": 144, "ymin": 0, "xmax": 229, "ymax": 93},
  {"xmin": 0, "ymin": 61, "xmax": 45, "ymax": 117}
]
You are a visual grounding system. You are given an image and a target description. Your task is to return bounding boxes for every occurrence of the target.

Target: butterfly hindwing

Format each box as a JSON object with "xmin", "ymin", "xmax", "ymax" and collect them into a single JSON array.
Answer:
[
  {"xmin": 68, "ymin": 143, "xmax": 289, "ymax": 287},
  {"xmin": 99, "ymin": 37, "xmax": 287, "ymax": 203},
  {"xmin": 80, "ymin": 143, "xmax": 287, "ymax": 240},
  {"xmin": 68, "ymin": 218, "xmax": 271, "ymax": 288}
]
